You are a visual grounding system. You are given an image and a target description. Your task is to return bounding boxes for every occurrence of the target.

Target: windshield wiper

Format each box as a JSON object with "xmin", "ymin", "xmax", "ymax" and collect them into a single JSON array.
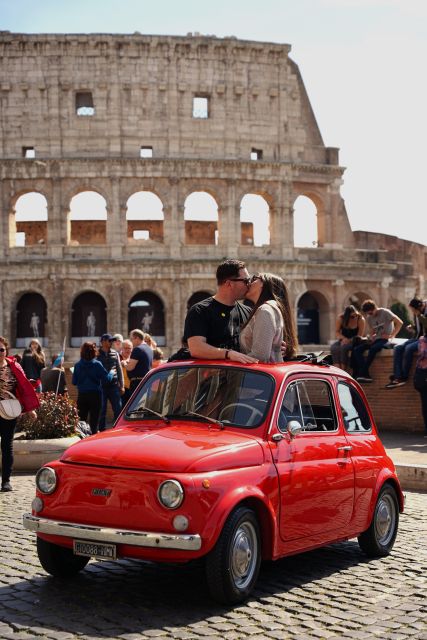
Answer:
[
  {"xmin": 127, "ymin": 407, "xmax": 170, "ymax": 423},
  {"xmin": 179, "ymin": 410, "xmax": 226, "ymax": 429}
]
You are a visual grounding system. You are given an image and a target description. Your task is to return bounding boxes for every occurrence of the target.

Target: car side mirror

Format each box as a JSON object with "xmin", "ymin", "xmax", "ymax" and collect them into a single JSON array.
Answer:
[{"xmin": 287, "ymin": 420, "xmax": 303, "ymax": 438}]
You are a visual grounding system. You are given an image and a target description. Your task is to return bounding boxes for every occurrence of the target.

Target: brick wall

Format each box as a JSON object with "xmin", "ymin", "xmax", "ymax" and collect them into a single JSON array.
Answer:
[{"xmin": 353, "ymin": 350, "xmax": 423, "ymax": 433}]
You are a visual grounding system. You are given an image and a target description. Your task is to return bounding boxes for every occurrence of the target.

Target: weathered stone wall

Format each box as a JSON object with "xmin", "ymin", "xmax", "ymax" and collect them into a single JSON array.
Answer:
[{"xmin": 0, "ymin": 32, "xmax": 425, "ymax": 358}]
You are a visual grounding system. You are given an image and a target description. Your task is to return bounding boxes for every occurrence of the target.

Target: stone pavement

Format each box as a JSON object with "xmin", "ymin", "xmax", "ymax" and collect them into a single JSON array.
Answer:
[
  {"xmin": 0, "ymin": 475, "xmax": 426, "ymax": 640},
  {"xmin": 379, "ymin": 431, "xmax": 427, "ymax": 491}
]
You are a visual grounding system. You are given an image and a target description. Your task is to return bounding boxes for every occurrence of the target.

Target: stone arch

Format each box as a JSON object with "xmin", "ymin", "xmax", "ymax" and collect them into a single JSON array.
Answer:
[
  {"xmin": 11, "ymin": 192, "xmax": 48, "ymax": 248},
  {"xmin": 240, "ymin": 194, "xmax": 270, "ymax": 246},
  {"xmin": 187, "ymin": 290, "xmax": 212, "ymax": 310},
  {"xmin": 15, "ymin": 292, "xmax": 48, "ymax": 348},
  {"xmin": 71, "ymin": 291, "xmax": 107, "ymax": 347},
  {"xmin": 126, "ymin": 191, "xmax": 164, "ymax": 243},
  {"xmin": 128, "ymin": 291, "xmax": 166, "ymax": 346},
  {"xmin": 296, "ymin": 290, "xmax": 330, "ymax": 344},
  {"xmin": 347, "ymin": 291, "xmax": 373, "ymax": 311},
  {"xmin": 293, "ymin": 195, "xmax": 319, "ymax": 248},
  {"xmin": 183, "ymin": 191, "xmax": 219, "ymax": 245},
  {"xmin": 68, "ymin": 190, "xmax": 108, "ymax": 245}
]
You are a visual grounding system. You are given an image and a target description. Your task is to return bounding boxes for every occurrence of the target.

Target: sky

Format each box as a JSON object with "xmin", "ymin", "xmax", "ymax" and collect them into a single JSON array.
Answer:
[{"xmin": 2, "ymin": 0, "xmax": 426, "ymax": 246}]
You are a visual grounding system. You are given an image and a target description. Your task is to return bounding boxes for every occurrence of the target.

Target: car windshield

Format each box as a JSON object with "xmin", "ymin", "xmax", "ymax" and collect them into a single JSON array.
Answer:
[{"xmin": 125, "ymin": 366, "xmax": 274, "ymax": 428}]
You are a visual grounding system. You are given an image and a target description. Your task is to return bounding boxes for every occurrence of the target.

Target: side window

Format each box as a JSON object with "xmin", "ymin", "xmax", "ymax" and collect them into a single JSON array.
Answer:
[
  {"xmin": 278, "ymin": 379, "xmax": 336, "ymax": 432},
  {"xmin": 278, "ymin": 382, "xmax": 302, "ymax": 431},
  {"xmin": 338, "ymin": 383, "xmax": 371, "ymax": 432},
  {"xmin": 299, "ymin": 379, "xmax": 337, "ymax": 432}
]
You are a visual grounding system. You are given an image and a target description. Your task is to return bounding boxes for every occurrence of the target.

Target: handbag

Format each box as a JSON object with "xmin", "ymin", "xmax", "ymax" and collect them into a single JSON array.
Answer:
[
  {"xmin": 413, "ymin": 368, "xmax": 427, "ymax": 392},
  {"xmin": 0, "ymin": 390, "xmax": 22, "ymax": 420}
]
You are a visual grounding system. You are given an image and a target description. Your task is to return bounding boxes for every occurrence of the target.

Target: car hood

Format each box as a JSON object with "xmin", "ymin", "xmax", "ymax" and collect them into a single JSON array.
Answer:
[{"xmin": 60, "ymin": 422, "xmax": 265, "ymax": 473}]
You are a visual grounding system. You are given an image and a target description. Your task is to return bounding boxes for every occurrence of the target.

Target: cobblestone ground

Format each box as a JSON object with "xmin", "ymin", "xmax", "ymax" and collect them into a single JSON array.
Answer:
[{"xmin": 0, "ymin": 475, "xmax": 426, "ymax": 640}]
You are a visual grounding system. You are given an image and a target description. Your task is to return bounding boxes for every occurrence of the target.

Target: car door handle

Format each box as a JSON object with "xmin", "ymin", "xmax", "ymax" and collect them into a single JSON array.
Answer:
[{"xmin": 337, "ymin": 445, "xmax": 352, "ymax": 451}]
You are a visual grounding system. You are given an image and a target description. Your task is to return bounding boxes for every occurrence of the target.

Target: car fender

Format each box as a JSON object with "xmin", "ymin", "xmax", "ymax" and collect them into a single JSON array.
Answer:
[
  {"xmin": 363, "ymin": 467, "xmax": 404, "ymax": 530},
  {"xmin": 198, "ymin": 482, "xmax": 279, "ymax": 558}
]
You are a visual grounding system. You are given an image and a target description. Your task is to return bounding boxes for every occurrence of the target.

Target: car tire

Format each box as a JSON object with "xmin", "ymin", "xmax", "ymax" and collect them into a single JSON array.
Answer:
[
  {"xmin": 37, "ymin": 537, "xmax": 90, "ymax": 577},
  {"xmin": 358, "ymin": 484, "xmax": 399, "ymax": 557},
  {"xmin": 205, "ymin": 506, "xmax": 261, "ymax": 604}
]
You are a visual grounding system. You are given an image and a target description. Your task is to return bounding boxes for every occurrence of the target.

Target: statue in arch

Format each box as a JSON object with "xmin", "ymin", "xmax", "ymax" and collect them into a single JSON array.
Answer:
[
  {"xmin": 86, "ymin": 311, "xmax": 96, "ymax": 337},
  {"xmin": 142, "ymin": 311, "xmax": 154, "ymax": 333},
  {"xmin": 30, "ymin": 312, "xmax": 40, "ymax": 338}
]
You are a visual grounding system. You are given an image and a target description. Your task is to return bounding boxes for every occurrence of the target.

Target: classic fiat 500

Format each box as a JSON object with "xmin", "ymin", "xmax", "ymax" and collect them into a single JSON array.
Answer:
[{"xmin": 24, "ymin": 358, "xmax": 403, "ymax": 603}]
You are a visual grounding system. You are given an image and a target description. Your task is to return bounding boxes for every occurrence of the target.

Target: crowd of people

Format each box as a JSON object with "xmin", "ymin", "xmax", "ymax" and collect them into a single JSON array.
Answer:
[{"xmin": 1, "ymin": 259, "xmax": 426, "ymax": 493}]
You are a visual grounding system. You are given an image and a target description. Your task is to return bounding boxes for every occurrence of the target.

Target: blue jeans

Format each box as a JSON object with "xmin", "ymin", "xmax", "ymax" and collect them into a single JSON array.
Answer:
[
  {"xmin": 392, "ymin": 338, "xmax": 419, "ymax": 380},
  {"xmin": 99, "ymin": 385, "xmax": 122, "ymax": 432},
  {"xmin": 352, "ymin": 338, "xmax": 388, "ymax": 378}
]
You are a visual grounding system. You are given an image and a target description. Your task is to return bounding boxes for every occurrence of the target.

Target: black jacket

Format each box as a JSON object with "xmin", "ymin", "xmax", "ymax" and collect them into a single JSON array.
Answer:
[{"xmin": 97, "ymin": 348, "xmax": 124, "ymax": 388}]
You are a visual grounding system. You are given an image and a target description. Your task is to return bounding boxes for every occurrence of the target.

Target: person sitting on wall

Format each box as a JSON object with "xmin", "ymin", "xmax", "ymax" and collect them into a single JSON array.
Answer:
[
  {"xmin": 352, "ymin": 299, "xmax": 403, "ymax": 383},
  {"xmin": 386, "ymin": 296, "xmax": 427, "ymax": 388},
  {"xmin": 330, "ymin": 305, "xmax": 365, "ymax": 372},
  {"xmin": 40, "ymin": 354, "xmax": 68, "ymax": 396}
]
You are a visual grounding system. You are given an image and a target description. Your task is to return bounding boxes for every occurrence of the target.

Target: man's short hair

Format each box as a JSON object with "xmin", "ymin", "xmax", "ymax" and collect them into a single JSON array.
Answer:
[
  {"xmin": 409, "ymin": 296, "xmax": 424, "ymax": 311},
  {"xmin": 130, "ymin": 329, "xmax": 145, "ymax": 341},
  {"xmin": 361, "ymin": 299, "xmax": 376, "ymax": 312},
  {"xmin": 216, "ymin": 259, "xmax": 246, "ymax": 285}
]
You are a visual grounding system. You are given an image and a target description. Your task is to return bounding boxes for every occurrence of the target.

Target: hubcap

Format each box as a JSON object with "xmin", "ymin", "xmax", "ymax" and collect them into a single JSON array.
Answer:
[
  {"xmin": 375, "ymin": 493, "xmax": 396, "ymax": 545},
  {"xmin": 230, "ymin": 521, "xmax": 258, "ymax": 589}
]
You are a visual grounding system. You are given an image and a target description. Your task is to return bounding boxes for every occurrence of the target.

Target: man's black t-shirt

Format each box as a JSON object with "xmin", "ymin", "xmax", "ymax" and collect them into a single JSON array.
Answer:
[
  {"xmin": 183, "ymin": 297, "xmax": 251, "ymax": 351},
  {"xmin": 128, "ymin": 344, "xmax": 153, "ymax": 380}
]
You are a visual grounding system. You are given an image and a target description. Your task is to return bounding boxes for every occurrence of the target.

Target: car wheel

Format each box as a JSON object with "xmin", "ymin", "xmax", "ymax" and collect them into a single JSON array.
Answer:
[
  {"xmin": 358, "ymin": 484, "xmax": 399, "ymax": 557},
  {"xmin": 205, "ymin": 506, "xmax": 261, "ymax": 604},
  {"xmin": 37, "ymin": 537, "xmax": 90, "ymax": 577}
]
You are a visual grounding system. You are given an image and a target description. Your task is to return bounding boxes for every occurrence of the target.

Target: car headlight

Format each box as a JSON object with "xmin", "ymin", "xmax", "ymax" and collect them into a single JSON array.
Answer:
[
  {"xmin": 158, "ymin": 480, "xmax": 184, "ymax": 509},
  {"xmin": 36, "ymin": 467, "xmax": 57, "ymax": 494}
]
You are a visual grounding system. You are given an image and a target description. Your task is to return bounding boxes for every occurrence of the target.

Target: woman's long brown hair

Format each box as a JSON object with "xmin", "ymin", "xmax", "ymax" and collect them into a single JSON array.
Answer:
[{"xmin": 245, "ymin": 273, "xmax": 298, "ymax": 359}]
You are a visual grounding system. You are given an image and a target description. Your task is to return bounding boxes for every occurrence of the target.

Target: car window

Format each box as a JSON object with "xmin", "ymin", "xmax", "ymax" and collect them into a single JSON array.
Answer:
[
  {"xmin": 126, "ymin": 366, "xmax": 274, "ymax": 428},
  {"xmin": 337, "ymin": 382, "xmax": 371, "ymax": 432},
  {"xmin": 279, "ymin": 379, "xmax": 337, "ymax": 433}
]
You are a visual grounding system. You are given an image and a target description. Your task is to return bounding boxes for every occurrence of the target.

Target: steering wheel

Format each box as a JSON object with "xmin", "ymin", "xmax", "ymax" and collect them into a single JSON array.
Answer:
[{"xmin": 219, "ymin": 402, "xmax": 264, "ymax": 424}]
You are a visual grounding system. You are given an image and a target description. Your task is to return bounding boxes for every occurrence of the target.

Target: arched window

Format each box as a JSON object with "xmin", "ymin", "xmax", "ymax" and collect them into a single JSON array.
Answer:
[
  {"xmin": 297, "ymin": 291, "xmax": 329, "ymax": 344},
  {"xmin": 128, "ymin": 292, "xmax": 165, "ymax": 346},
  {"xmin": 126, "ymin": 191, "xmax": 164, "ymax": 242},
  {"xmin": 240, "ymin": 194, "xmax": 270, "ymax": 246},
  {"xmin": 69, "ymin": 191, "xmax": 107, "ymax": 245},
  {"xmin": 16, "ymin": 293, "xmax": 48, "ymax": 348},
  {"xmin": 13, "ymin": 192, "xmax": 48, "ymax": 247},
  {"xmin": 71, "ymin": 292, "xmax": 107, "ymax": 347},
  {"xmin": 187, "ymin": 291, "xmax": 212, "ymax": 310},
  {"xmin": 184, "ymin": 192, "xmax": 219, "ymax": 245},
  {"xmin": 294, "ymin": 196, "xmax": 318, "ymax": 247}
]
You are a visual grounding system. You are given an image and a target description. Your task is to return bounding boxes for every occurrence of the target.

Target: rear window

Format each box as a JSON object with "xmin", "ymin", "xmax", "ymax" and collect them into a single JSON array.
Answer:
[
  {"xmin": 337, "ymin": 382, "xmax": 371, "ymax": 432},
  {"xmin": 278, "ymin": 379, "xmax": 337, "ymax": 432},
  {"xmin": 126, "ymin": 366, "xmax": 274, "ymax": 428}
]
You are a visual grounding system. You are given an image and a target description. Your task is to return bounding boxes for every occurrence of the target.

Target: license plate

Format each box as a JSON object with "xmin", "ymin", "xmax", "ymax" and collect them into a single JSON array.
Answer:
[{"xmin": 73, "ymin": 540, "xmax": 117, "ymax": 560}]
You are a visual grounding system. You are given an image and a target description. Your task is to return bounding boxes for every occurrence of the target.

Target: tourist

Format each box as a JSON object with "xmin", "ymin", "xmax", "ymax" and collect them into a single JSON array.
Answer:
[
  {"xmin": 40, "ymin": 354, "xmax": 68, "ymax": 395},
  {"xmin": 353, "ymin": 300, "xmax": 403, "ymax": 383},
  {"xmin": 72, "ymin": 341, "xmax": 110, "ymax": 435},
  {"xmin": 21, "ymin": 339, "xmax": 46, "ymax": 392},
  {"xmin": 0, "ymin": 336, "xmax": 39, "ymax": 492},
  {"xmin": 330, "ymin": 305, "xmax": 365, "ymax": 371},
  {"xmin": 97, "ymin": 334, "xmax": 125, "ymax": 431},
  {"xmin": 120, "ymin": 339, "xmax": 133, "ymax": 404},
  {"xmin": 413, "ymin": 316, "xmax": 427, "ymax": 438},
  {"xmin": 124, "ymin": 330, "xmax": 153, "ymax": 394},
  {"xmin": 239, "ymin": 273, "xmax": 298, "ymax": 362},
  {"xmin": 386, "ymin": 297, "xmax": 427, "ymax": 388}
]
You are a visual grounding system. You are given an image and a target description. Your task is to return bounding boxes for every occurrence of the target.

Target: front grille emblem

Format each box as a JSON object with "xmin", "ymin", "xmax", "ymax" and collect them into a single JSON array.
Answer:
[{"xmin": 91, "ymin": 488, "xmax": 112, "ymax": 497}]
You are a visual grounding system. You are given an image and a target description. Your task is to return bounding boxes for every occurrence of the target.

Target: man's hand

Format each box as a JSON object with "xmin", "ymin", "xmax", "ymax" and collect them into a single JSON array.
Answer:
[
  {"xmin": 280, "ymin": 341, "xmax": 287, "ymax": 357},
  {"xmin": 228, "ymin": 350, "xmax": 258, "ymax": 364},
  {"xmin": 120, "ymin": 386, "xmax": 125, "ymax": 396}
]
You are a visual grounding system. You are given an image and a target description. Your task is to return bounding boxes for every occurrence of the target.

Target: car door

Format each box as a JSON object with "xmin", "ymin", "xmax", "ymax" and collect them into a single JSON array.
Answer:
[{"xmin": 271, "ymin": 376, "xmax": 355, "ymax": 542}]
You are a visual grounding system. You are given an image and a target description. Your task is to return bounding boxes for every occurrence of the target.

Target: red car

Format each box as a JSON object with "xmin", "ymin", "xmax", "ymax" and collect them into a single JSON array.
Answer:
[{"xmin": 24, "ymin": 358, "xmax": 403, "ymax": 604}]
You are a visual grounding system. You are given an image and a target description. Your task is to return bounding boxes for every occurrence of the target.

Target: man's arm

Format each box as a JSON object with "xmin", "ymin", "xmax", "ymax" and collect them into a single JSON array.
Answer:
[
  {"xmin": 188, "ymin": 336, "xmax": 258, "ymax": 363},
  {"xmin": 389, "ymin": 313, "xmax": 403, "ymax": 339},
  {"xmin": 124, "ymin": 358, "xmax": 138, "ymax": 372}
]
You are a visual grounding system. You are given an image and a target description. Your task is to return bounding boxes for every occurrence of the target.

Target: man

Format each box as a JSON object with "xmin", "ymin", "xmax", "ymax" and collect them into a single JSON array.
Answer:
[
  {"xmin": 183, "ymin": 259, "xmax": 258, "ymax": 364},
  {"xmin": 386, "ymin": 297, "xmax": 427, "ymax": 388},
  {"xmin": 124, "ymin": 329, "xmax": 153, "ymax": 394},
  {"xmin": 111, "ymin": 333, "xmax": 124, "ymax": 356},
  {"xmin": 120, "ymin": 338, "xmax": 133, "ymax": 404},
  {"xmin": 97, "ymin": 333, "xmax": 125, "ymax": 431},
  {"xmin": 353, "ymin": 299, "xmax": 403, "ymax": 383}
]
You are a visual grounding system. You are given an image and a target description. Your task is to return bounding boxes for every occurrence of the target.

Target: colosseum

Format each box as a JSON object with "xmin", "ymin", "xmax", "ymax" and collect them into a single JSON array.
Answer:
[{"xmin": 0, "ymin": 31, "xmax": 425, "ymax": 358}]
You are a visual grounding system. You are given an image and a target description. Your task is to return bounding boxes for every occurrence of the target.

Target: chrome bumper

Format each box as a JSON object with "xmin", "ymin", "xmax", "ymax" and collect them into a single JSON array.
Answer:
[{"xmin": 23, "ymin": 513, "xmax": 202, "ymax": 551}]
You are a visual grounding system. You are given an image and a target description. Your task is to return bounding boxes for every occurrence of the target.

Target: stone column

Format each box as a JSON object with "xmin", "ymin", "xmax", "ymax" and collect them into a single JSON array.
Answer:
[
  {"xmin": 220, "ymin": 180, "xmax": 239, "ymax": 257},
  {"xmin": 48, "ymin": 178, "xmax": 65, "ymax": 259},
  {"xmin": 167, "ymin": 179, "xmax": 183, "ymax": 259},
  {"xmin": 107, "ymin": 178, "xmax": 124, "ymax": 258}
]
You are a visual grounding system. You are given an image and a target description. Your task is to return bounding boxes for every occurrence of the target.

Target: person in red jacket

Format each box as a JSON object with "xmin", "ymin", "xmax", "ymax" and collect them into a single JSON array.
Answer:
[{"xmin": 0, "ymin": 336, "xmax": 39, "ymax": 492}]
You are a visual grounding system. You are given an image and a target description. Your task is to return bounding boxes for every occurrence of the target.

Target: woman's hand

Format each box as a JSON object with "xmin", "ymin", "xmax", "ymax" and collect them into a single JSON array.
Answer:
[
  {"xmin": 229, "ymin": 350, "xmax": 258, "ymax": 364},
  {"xmin": 25, "ymin": 410, "xmax": 37, "ymax": 420}
]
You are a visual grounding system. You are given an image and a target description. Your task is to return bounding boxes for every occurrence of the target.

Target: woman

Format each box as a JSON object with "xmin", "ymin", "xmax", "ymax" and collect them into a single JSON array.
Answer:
[
  {"xmin": 21, "ymin": 339, "xmax": 46, "ymax": 392},
  {"xmin": 0, "ymin": 336, "xmax": 39, "ymax": 492},
  {"xmin": 413, "ymin": 317, "xmax": 427, "ymax": 438},
  {"xmin": 330, "ymin": 305, "xmax": 365, "ymax": 371},
  {"xmin": 240, "ymin": 273, "xmax": 298, "ymax": 362},
  {"xmin": 72, "ymin": 341, "xmax": 110, "ymax": 435}
]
